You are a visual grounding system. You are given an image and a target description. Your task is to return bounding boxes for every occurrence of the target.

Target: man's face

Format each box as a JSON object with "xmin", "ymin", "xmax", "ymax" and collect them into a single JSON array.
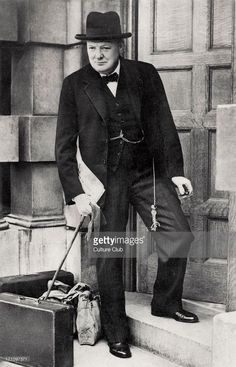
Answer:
[{"xmin": 87, "ymin": 41, "xmax": 121, "ymax": 75}]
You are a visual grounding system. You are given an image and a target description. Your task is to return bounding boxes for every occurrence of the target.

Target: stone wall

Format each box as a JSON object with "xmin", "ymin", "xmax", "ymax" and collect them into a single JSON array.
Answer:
[{"xmin": 0, "ymin": 0, "xmax": 83, "ymax": 282}]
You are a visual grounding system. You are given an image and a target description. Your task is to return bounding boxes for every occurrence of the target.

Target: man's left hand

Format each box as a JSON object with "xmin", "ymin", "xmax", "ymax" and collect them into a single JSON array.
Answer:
[{"xmin": 171, "ymin": 176, "xmax": 193, "ymax": 198}]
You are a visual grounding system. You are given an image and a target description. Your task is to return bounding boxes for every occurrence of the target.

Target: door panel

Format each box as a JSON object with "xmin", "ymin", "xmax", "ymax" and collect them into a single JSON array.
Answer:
[
  {"xmin": 154, "ymin": 0, "xmax": 193, "ymax": 52},
  {"xmin": 137, "ymin": 0, "xmax": 233, "ymax": 303},
  {"xmin": 211, "ymin": 0, "xmax": 232, "ymax": 47},
  {"xmin": 159, "ymin": 70, "xmax": 192, "ymax": 110}
]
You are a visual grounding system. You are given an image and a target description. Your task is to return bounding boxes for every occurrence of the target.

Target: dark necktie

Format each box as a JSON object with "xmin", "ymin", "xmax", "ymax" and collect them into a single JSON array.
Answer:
[{"xmin": 102, "ymin": 72, "xmax": 119, "ymax": 84}]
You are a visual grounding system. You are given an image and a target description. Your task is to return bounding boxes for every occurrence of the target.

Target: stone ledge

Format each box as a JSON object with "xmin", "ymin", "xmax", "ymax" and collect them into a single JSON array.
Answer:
[
  {"xmin": 0, "ymin": 219, "xmax": 9, "ymax": 230},
  {"xmin": 6, "ymin": 214, "xmax": 65, "ymax": 228}
]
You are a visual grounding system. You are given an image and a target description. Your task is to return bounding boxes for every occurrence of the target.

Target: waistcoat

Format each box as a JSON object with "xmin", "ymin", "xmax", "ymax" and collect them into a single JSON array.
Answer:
[{"xmin": 102, "ymin": 67, "xmax": 149, "ymax": 171}]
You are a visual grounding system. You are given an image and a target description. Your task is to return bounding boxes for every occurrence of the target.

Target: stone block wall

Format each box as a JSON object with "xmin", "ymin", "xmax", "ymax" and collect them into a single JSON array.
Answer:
[
  {"xmin": 0, "ymin": 0, "xmax": 17, "ymax": 41},
  {"xmin": 11, "ymin": 46, "xmax": 64, "ymax": 115},
  {"xmin": 17, "ymin": 0, "xmax": 67, "ymax": 44},
  {"xmin": 0, "ymin": 0, "xmax": 83, "ymax": 280},
  {"xmin": 7, "ymin": 1, "xmax": 70, "ymax": 229}
]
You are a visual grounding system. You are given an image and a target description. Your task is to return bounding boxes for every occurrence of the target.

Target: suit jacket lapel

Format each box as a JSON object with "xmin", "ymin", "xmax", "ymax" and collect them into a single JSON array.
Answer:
[
  {"xmin": 82, "ymin": 60, "xmax": 143, "ymax": 125},
  {"xmin": 83, "ymin": 65, "xmax": 108, "ymax": 126}
]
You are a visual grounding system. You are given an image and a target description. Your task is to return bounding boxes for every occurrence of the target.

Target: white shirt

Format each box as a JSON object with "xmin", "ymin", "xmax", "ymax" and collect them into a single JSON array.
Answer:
[{"xmin": 100, "ymin": 61, "xmax": 120, "ymax": 97}]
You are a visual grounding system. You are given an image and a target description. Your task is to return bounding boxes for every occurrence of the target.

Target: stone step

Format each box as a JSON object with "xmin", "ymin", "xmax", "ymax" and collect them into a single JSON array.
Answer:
[
  {"xmin": 74, "ymin": 339, "xmax": 183, "ymax": 367},
  {"xmin": 126, "ymin": 292, "xmax": 225, "ymax": 367},
  {"xmin": 0, "ymin": 339, "xmax": 182, "ymax": 367}
]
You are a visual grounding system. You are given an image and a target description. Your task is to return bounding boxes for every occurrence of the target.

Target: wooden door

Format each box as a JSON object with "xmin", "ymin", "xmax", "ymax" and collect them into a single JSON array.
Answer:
[{"xmin": 136, "ymin": 0, "xmax": 233, "ymax": 303}]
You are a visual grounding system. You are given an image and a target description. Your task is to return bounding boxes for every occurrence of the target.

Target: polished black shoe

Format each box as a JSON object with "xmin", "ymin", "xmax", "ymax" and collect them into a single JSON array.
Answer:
[
  {"xmin": 151, "ymin": 308, "xmax": 199, "ymax": 323},
  {"xmin": 109, "ymin": 342, "xmax": 132, "ymax": 358}
]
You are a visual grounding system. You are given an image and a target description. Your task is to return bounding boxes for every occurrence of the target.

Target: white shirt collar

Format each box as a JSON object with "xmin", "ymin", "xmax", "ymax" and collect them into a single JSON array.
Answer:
[{"xmin": 99, "ymin": 60, "xmax": 120, "ymax": 78}]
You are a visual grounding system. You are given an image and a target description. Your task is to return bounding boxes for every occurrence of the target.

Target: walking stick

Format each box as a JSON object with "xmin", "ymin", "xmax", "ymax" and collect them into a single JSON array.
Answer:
[{"xmin": 43, "ymin": 218, "xmax": 84, "ymax": 301}]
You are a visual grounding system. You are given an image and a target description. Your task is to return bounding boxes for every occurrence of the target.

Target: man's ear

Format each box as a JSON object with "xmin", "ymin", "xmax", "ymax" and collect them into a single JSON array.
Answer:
[
  {"xmin": 119, "ymin": 40, "xmax": 125, "ymax": 55},
  {"xmin": 119, "ymin": 40, "xmax": 125, "ymax": 54}
]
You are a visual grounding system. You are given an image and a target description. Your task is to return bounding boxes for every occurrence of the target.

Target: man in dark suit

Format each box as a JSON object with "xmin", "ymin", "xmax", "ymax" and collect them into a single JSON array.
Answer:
[{"xmin": 56, "ymin": 11, "xmax": 198, "ymax": 359}]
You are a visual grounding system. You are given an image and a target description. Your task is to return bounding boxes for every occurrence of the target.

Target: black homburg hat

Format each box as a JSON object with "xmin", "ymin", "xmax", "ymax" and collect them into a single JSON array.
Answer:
[{"xmin": 75, "ymin": 11, "xmax": 132, "ymax": 40}]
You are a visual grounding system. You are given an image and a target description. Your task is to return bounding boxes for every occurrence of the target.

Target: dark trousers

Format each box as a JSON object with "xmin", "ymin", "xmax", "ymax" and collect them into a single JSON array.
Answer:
[{"xmin": 96, "ymin": 146, "xmax": 194, "ymax": 344}]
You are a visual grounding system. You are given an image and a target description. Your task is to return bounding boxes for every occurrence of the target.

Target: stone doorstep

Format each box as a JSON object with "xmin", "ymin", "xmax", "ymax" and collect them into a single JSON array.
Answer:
[
  {"xmin": 73, "ymin": 339, "xmax": 183, "ymax": 367},
  {"xmin": 0, "ymin": 340, "xmax": 183, "ymax": 367},
  {"xmin": 126, "ymin": 292, "xmax": 225, "ymax": 367},
  {"xmin": 181, "ymin": 298, "xmax": 225, "ymax": 317}
]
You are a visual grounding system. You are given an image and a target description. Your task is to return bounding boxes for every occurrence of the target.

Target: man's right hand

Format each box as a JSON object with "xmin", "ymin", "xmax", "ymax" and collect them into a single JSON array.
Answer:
[{"xmin": 73, "ymin": 194, "xmax": 92, "ymax": 217}]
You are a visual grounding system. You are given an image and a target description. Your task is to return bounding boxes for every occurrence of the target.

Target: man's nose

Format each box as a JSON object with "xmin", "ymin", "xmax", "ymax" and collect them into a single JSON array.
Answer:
[{"xmin": 95, "ymin": 49, "xmax": 104, "ymax": 59}]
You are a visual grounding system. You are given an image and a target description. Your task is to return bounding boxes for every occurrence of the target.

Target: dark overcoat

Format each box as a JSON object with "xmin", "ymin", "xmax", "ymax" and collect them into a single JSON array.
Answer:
[{"xmin": 55, "ymin": 57, "xmax": 184, "ymax": 205}]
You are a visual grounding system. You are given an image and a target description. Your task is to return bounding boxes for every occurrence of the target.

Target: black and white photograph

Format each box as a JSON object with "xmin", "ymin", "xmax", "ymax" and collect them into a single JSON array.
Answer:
[{"xmin": 0, "ymin": 1, "xmax": 235, "ymax": 367}]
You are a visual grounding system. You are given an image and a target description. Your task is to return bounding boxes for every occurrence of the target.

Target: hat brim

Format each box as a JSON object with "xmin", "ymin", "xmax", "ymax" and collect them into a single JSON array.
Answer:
[{"xmin": 75, "ymin": 32, "xmax": 132, "ymax": 40}]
